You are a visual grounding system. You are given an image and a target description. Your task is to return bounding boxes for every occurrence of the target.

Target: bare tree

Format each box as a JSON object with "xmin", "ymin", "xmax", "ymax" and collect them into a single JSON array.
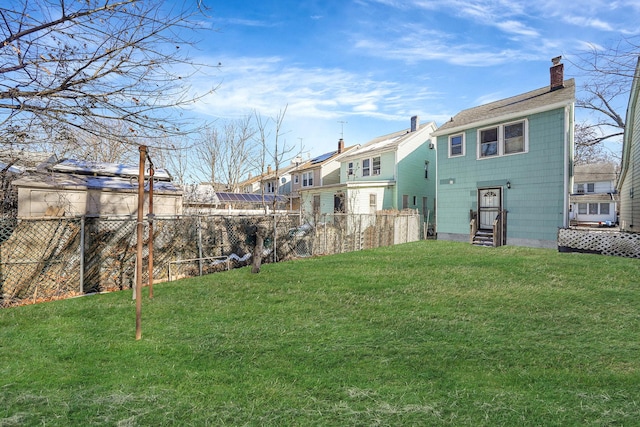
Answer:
[
  {"xmin": 574, "ymin": 120, "xmax": 618, "ymax": 165},
  {"xmin": 0, "ymin": 0, "xmax": 214, "ymax": 150},
  {"xmin": 195, "ymin": 116, "xmax": 257, "ymax": 190},
  {"xmin": 253, "ymin": 106, "xmax": 298, "ymax": 207},
  {"xmin": 571, "ymin": 36, "xmax": 640, "ymax": 160}
]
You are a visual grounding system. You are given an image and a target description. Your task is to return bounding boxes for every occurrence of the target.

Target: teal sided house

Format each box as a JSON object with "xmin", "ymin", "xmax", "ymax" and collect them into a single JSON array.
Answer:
[
  {"xmin": 300, "ymin": 116, "xmax": 437, "ymax": 224},
  {"xmin": 618, "ymin": 57, "xmax": 640, "ymax": 233},
  {"xmin": 433, "ymin": 58, "xmax": 575, "ymax": 248}
]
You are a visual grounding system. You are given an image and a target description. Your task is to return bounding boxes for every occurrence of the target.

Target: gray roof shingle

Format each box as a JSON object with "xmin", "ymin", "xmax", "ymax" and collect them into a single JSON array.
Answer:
[{"xmin": 434, "ymin": 79, "xmax": 575, "ymax": 135}]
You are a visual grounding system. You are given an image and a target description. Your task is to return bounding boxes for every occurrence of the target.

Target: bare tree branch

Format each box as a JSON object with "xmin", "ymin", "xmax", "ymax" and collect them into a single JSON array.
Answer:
[
  {"xmin": 0, "ymin": 0, "xmax": 216, "ymax": 151},
  {"xmin": 569, "ymin": 36, "xmax": 640, "ymax": 161}
]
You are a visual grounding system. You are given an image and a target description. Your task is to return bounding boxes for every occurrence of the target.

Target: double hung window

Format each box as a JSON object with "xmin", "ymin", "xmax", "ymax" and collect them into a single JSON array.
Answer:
[
  {"xmin": 362, "ymin": 159, "xmax": 370, "ymax": 177},
  {"xmin": 449, "ymin": 134, "xmax": 464, "ymax": 157},
  {"xmin": 478, "ymin": 120, "xmax": 527, "ymax": 158},
  {"xmin": 302, "ymin": 172, "xmax": 313, "ymax": 187}
]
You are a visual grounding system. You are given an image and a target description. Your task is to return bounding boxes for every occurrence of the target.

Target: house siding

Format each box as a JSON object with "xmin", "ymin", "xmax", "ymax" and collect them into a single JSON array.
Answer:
[
  {"xmin": 396, "ymin": 135, "xmax": 435, "ymax": 219},
  {"xmin": 619, "ymin": 64, "xmax": 640, "ymax": 232},
  {"xmin": 437, "ymin": 108, "xmax": 569, "ymax": 247}
]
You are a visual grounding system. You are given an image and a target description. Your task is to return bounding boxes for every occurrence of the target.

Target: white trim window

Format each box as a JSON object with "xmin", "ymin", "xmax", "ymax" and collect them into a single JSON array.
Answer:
[
  {"xmin": 449, "ymin": 134, "xmax": 465, "ymax": 157},
  {"xmin": 347, "ymin": 162, "xmax": 354, "ymax": 176},
  {"xmin": 372, "ymin": 156, "xmax": 381, "ymax": 175},
  {"xmin": 294, "ymin": 174, "xmax": 299, "ymax": 184},
  {"xmin": 478, "ymin": 119, "xmax": 528, "ymax": 159},
  {"xmin": 302, "ymin": 171, "xmax": 314, "ymax": 187},
  {"xmin": 265, "ymin": 182, "xmax": 275, "ymax": 193},
  {"xmin": 362, "ymin": 159, "xmax": 370, "ymax": 177}
]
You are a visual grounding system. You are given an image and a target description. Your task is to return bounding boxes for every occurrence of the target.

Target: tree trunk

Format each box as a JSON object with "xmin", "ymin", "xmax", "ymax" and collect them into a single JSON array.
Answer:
[{"xmin": 251, "ymin": 224, "xmax": 267, "ymax": 274}]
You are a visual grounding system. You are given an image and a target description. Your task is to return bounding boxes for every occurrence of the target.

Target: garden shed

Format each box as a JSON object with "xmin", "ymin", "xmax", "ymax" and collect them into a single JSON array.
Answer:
[{"xmin": 12, "ymin": 159, "xmax": 182, "ymax": 218}]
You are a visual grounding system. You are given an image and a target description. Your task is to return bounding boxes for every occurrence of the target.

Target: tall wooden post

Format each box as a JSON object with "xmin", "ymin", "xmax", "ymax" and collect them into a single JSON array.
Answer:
[
  {"xmin": 135, "ymin": 145, "xmax": 146, "ymax": 340},
  {"xmin": 147, "ymin": 160, "xmax": 154, "ymax": 299}
]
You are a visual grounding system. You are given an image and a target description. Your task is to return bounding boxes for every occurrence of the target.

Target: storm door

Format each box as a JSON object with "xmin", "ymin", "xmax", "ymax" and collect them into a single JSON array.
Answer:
[{"xmin": 478, "ymin": 188, "xmax": 502, "ymax": 229}]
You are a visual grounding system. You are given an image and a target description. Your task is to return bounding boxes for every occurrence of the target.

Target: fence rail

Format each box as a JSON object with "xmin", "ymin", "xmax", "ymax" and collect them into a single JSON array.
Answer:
[{"xmin": 1, "ymin": 211, "xmax": 423, "ymax": 307}]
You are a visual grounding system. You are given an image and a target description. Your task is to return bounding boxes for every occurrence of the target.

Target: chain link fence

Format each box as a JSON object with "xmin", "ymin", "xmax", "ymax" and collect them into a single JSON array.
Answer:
[{"xmin": 0, "ymin": 211, "xmax": 423, "ymax": 307}]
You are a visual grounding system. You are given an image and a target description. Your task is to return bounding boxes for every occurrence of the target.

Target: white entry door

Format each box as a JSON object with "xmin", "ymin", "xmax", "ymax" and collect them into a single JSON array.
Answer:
[{"xmin": 478, "ymin": 188, "xmax": 501, "ymax": 229}]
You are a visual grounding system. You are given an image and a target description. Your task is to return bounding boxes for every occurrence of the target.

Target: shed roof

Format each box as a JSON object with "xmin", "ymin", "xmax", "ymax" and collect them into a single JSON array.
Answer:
[
  {"xmin": 50, "ymin": 159, "xmax": 172, "ymax": 181},
  {"xmin": 12, "ymin": 172, "xmax": 181, "ymax": 194}
]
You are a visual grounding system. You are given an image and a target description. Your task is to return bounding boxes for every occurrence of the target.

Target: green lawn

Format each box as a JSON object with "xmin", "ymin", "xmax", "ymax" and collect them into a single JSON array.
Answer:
[{"xmin": 1, "ymin": 241, "xmax": 639, "ymax": 426}]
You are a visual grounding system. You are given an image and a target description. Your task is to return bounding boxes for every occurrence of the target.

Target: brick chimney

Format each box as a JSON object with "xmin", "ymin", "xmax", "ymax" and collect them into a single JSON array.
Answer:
[
  {"xmin": 411, "ymin": 115, "xmax": 419, "ymax": 132},
  {"xmin": 267, "ymin": 165, "xmax": 272, "ymax": 174},
  {"xmin": 550, "ymin": 56, "xmax": 564, "ymax": 91},
  {"xmin": 338, "ymin": 138, "xmax": 344, "ymax": 154}
]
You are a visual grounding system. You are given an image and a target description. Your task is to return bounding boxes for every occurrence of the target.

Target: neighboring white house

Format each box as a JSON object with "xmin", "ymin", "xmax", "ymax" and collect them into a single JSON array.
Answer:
[
  {"xmin": 12, "ymin": 159, "xmax": 182, "ymax": 217},
  {"xmin": 570, "ymin": 162, "xmax": 618, "ymax": 226}
]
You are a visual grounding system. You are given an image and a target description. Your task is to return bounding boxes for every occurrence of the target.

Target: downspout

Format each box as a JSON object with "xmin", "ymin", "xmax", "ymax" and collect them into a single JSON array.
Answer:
[
  {"xmin": 394, "ymin": 150, "xmax": 398, "ymax": 209},
  {"xmin": 562, "ymin": 104, "xmax": 572, "ymax": 228},
  {"xmin": 434, "ymin": 136, "xmax": 438, "ymax": 235}
]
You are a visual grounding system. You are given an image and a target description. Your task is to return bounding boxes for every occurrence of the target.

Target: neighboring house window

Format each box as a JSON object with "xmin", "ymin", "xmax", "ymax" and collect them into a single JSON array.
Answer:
[
  {"xmin": 334, "ymin": 193, "xmax": 345, "ymax": 213},
  {"xmin": 449, "ymin": 134, "xmax": 464, "ymax": 157},
  {"xmin": 369, "ymin": 194, "xmax": 376, "ymax": 209},
  {"xmin": 587, "ymin": 183, "xmax": 595, "ymax": 193},
  {"xmin": 402, "ymin": 194, "xmax": 409, "ymax": 209},
  {"xmin": 424, "ymin": 161, "xmax": 429, "ymax": 179},
  {"xmin": 302, "ymin": 172, "xmax": 313, "ymax": 187},
  {"xmin": 347, "ymin": 162, "xmax": 354, "ymax": 176},
  {"xmin": 362, "ymin": 159, "xmax": 370, "ymax": 176},
  {"xmin": 313, "ymin": 195, "xmax": 320, "ymax": 215},
  {"xmin": 294, "ymin": 175, "xmax": 299, "ymax": 184},
  {"xmin": 578, "ymin": 203, "xmax": 587, "ymax": 214},
  {"xmin": 577, "ymin": 184, "xmax": 584, "ymax": 194},
  {"xmin": 478, "ymin": 120, "xmax": 527, "ymax": 159},
  {"xmin": 600, "ymin": 203, "xmax": 610, "ymax": 215},
  {"xmin": 589, "ymin": 203, "xmax": 598, "ymax": 215},
  {"xmin": 372, "ymin": 157, "xmax": 381, "ymax": 175},
  {"xmin": 265, "ymin": 182, "xmax": 275, "ymax": 193}
]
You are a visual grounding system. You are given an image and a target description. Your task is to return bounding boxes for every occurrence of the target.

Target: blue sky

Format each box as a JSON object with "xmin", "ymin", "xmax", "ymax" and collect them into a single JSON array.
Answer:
[{"xmin": 184, "ymin": 0, "xmax": 640, "ymax": 160}]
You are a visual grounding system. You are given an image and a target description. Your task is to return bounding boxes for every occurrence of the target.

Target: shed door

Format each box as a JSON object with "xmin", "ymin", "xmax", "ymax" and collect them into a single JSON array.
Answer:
[{"xmin": 478, "ymin": 188, "xmax": 501, "ymax": 229}]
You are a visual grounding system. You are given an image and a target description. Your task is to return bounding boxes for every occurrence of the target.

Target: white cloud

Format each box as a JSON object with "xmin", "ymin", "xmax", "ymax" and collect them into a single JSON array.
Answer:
[
  {"xmin": 187, "ymin": 56, "xmax": 438, "ymax": 124},
  {"xmin": 562, "ymin": 16, "xmax": 614, "ymax": 32}
]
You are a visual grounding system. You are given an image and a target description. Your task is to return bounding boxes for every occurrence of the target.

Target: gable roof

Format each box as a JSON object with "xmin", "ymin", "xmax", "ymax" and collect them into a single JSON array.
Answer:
[
  {"xmin": 295, "ymin": 144, "xmax": 359, "ymax": 172},
  {"xmin": 574, "ymin": 162, "xmax": 618, "ymax": 183},
  {"xmin": 433, "ymin": 79, "xmax": 575, "ymax": 136},
  {"xmin": 341, "ymin": 121, "xmax": 436, "ymax": 161}
]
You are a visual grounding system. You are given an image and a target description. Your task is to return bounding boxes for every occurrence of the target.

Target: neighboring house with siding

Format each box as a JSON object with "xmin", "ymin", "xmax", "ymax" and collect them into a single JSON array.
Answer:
[
  {"xmin": 618, "ymin": 57, "xmax": 640, "ymax": 233},
  {"xmin": 570, "ymin": 162, "xmax": 618, "ymax": 226},
  {"xmin": 294, "ymin": 139, "xmax": 359, "ymax": 216},
  {"xmin": 433, "ymin": 58, "xmax": 575, "ymax": 248},
  {"xmin": 300, "ymin": 117, "xmax": 437, "ymax": 223}
]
